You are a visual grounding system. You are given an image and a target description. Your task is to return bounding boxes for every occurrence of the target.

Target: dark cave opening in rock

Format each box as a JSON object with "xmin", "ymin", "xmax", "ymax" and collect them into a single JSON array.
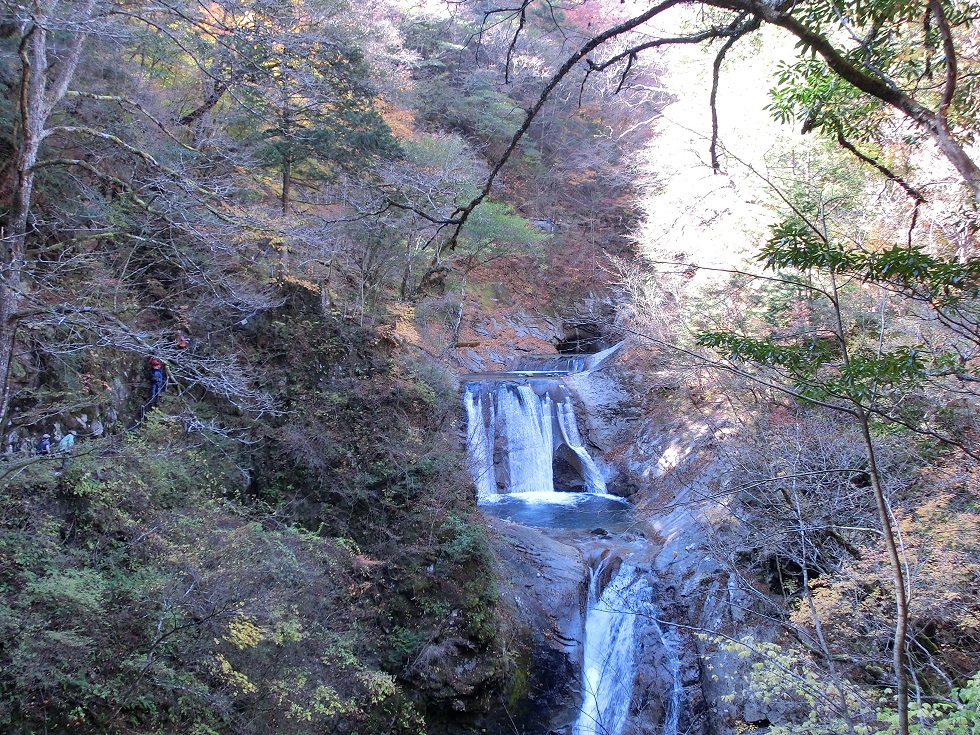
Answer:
[{"xmin": 555, "ymin": 322, "xmax": 606, "ymax": 354}]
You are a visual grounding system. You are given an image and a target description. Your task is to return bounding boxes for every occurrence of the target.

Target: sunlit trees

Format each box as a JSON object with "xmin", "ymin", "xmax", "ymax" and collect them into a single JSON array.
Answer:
[
  {"xmin": 675, "ymin": 137, "xmax": 980, "ymax": 733},
  {"xmin": 433, "ymin": 0, "xmax": 980, "ymax": 272},
  {"xmin": 226, "ymin": 0, "xmax": 397, "ymax": 213}
]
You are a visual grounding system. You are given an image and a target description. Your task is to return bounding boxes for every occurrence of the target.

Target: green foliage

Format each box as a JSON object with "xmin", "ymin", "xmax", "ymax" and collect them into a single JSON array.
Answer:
[
  {"xmin": 417, "ymin": 71, "xmax": 522, "ymax": 150},
  {"xmin": 700, "ymin": 202, "xmax": 980, "ymax": 415},
  {"xmin": 386, "ymin": 626, "xmax": 427, "ymax": 665},
  {"xmin": 178, "ymin": 0, "xmax": 401, "ymax": 204},
  {"xmin": 0, "ymin": 449, "xmax": 431, "ymax": 734},
  {"xmin": 858, "ymin": 246, "xmax": 980, "ymax": 305},
  {"xmin": 0, "ymin": 303, "xmax": 506, "ymax": 733},
  {"xmin": 398, "ymin": 133, "xmax": 482, "ymax": 204},
  {"xmin": 244, "ymin": 38, "xmax": 398, "ymax": 180},
  {"xmin": 732, "ymin": 642, "xmax": 980, "ymax": 735},
  {"xmin": 766, "ymin": 0, "xmax": 980, "ymax": 147},
  {"xmin": 896, "ymin": 674, "xmax": 980, "ymax": 735},
  {"xmin": 760, "ymin": 222, "xmax": 980, "ymax": 307},
  {"xmin": 698, "ymin": 329, "xmax": 933, "ymax": 404},
  {"xmin": 715, "ymin": 635, "xmax": 886, "ymax": 734},
  {"xmin": 768, "ymin": 56, "xmax": 886, "ymax": 142},
  {"xmin": 438, "ymin": 512, "xmax": 492, "ymax": 565},
  {"xmin": 458, "ymin": 201, "xmax": 548, "ymax": 265},
  {"xmin": 759, "ymin": 220, "xmax": 856, "ymax": 272},
  {"xmin": 696, "ymin": 331, "xmax": 838, "ymax": 373}
]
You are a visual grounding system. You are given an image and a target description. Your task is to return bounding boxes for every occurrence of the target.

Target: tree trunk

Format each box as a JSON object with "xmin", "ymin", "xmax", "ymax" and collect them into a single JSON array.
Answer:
[
  {"xmin": 827, "ymin": 270, "xmax": 910, "ymax": 735},
  {"xmin": 0, "ymin": 269, "xmax": 22, "ymax": 434},
  {"xmin": 281, "ymin": 156, "xmax": 291, "ymax": 214},
  {"xmin": 929, "ymin": 121, "xmax": 980, "ymax": 199},
  {"xmin": 0, "ymin": 21, "xmax": 47, "ymax": 431},
  {"xmin": 0, "ymin": 0, "xmax": 95, "ymax": 431},
  {"xmin": 179, "ymin": 80, "xmax": 229, "ymax": 126},
  {"xmin": 857, "ymin": 410, "xmax": 910, "ymax": 735}
]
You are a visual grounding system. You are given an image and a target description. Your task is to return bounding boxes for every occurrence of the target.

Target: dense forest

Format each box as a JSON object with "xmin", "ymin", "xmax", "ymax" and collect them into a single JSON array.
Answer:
[{"xmin": 1, "ymin": 0, "xmax": 978, "ymax": 733}]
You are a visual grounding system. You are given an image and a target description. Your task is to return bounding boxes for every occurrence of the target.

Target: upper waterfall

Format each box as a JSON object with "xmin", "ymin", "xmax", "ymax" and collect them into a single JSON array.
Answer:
[{"xmin": 463, "ymin": 378, "xmax": 607, "ymax": 499}]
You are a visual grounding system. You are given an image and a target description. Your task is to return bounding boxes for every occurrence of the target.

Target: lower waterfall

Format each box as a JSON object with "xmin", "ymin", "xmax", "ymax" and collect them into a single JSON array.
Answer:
[{"xmin": 573, "ymin": 563, "xmax": 651, "ymax": 735}]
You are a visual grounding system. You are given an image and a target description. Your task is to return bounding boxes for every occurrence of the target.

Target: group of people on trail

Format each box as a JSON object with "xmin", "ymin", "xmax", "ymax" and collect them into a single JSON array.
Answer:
[
  {"xmin": 26, "ymin": 354, "xmax": 171, "ymax": 464},
  {"xmin": 34, "ymin": 431, "xmax": 75, "ymax": 455},
  {"xmin": 35, "ymin": 430, "xmax": 77, "ymax": 468}
]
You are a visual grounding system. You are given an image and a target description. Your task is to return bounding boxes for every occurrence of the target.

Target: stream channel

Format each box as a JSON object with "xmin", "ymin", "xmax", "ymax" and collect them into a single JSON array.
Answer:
[{"xmin": 463, "ymin": 352, "xmax": 684, "ymax": 735}]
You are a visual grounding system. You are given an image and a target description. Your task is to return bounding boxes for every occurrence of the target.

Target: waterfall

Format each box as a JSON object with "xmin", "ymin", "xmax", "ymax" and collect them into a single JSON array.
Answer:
[
  {"xmin": 555, "ymin": 397, "xmax": 607, "ymax": 493},
  {"xmin": 498, "ymin": 384, "xmax": 556, "ymax": 494},
  {"xmin": 463, "ymin": 379, "xmax": 607, "ymax": 496},
  {"xmin": 573, "ymin": 563, "xmax": 650, "ymax": 735},
  {"xmin": 516, "ymin": 355, "xmax": 589, "ymax": 373},
  {"xmin": 514, "ymin": 340, "xmax": 626, "ymax": 374},
  {"xmin": 463, "ymin": 387, "xmax": 498, "ymax": 499},
  {"xmin": 463, "ymin": 349, "xmax": 686, "ymax": 735}
]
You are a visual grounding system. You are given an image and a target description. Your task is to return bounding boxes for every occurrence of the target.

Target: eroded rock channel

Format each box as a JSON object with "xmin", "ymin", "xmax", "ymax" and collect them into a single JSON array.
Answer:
[{"xmin": 463, "ymin": 350, "xmax": 696, "ymax": 735}]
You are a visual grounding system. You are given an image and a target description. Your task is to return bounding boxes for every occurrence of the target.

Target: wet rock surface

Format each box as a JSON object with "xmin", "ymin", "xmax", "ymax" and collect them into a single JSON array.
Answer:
[
  {"xmin": 487, "ymin": 521, "xmax": 586, "ymax": 732},
  {"xmin": 460, "ymin": 321, "xmax": 776, "ymax": 735}
]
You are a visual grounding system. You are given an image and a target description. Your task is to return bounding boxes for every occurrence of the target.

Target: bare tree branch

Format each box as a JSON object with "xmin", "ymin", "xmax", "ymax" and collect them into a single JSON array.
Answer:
[
  {"xmin": 833, "ymin": 127, "xmax": 927, "ymax": 204},
  {"xmin": 710, "ymin": 14, "xmax": 761, "ymax": 171}
]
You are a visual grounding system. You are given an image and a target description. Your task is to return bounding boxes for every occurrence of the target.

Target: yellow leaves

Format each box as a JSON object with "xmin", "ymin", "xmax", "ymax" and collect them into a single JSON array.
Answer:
[
  {"xmin": 309, "ymin": 684, "xmax": 352, "ymax": 718},
  {"xmin": 214, "ymin": 653, "xmax": 257, "ymax": 695},
  {"xmin": 565, "ymin": 169, "xmax": 600, "ymax": 186},
  {"xmin": 223, "ymin": 615, "xmax": 265, "ymax": 650},
  {"xmin": 335, "ymin": 536, "xmax": 361, "ymax": 556},
  {"xmin": 270, "ymin": 616, "xmax": 304, "ymax": 645},
  {"xmin": 282, "ymin": 684, "xmax": 359, "ymax": 722},
  {"xmin": 212, "ymin": 615, "xmax": 268, "ymax": 696},
  {"xmin": 347, "ymin": 580, "xmax": 373, "ymax": 598},
  {"xmin": 378, "ymin": 101, "xmax": 417, "ymax": 142},
  {"xmin": 387, "ymin": 302, "xmax": 422, "ymax": 348},
  {"xmin": 359, "ymin": 670, "xmax": 398, "ymax": 704},
  {"xmin": 892, "ymin": 492, "xmax": 980, "ymax": 623},
  {"xmin": 279, "ymin": 274, "xmax": 320, "ymax": 293}
]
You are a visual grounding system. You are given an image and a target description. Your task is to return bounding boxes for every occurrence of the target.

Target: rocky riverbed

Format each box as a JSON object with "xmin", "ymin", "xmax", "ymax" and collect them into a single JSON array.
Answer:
[{"xmin": 471, "ymin": 340, "xmax": 784, "ymax": 735}]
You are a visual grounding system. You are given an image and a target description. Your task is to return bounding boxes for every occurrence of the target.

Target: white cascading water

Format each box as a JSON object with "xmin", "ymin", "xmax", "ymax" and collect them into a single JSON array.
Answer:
[
  {"xmin": 572, "ymin": 562, "xmax": 683, "ymax": 735},
  {"xmin": 555, "ymin": 396, "xmax": 607, "ymax": 493},
  {"xmin": 498, "ymin": 384, "xmax": 556, "ymax": 494},
  {"xmin": 464, "ymin": 354, "xmax": 685, "ymax": 734},
  {"xmin": 463, "ymin": 380, "xmax": 607, "ymax": 496},
  {"xmin": 463, "ymin": 387, "xmax": 498, "ymax": 499},
  {"xmin": 573, "ymin": 563, "xmax": 650, "ymax": 735}
]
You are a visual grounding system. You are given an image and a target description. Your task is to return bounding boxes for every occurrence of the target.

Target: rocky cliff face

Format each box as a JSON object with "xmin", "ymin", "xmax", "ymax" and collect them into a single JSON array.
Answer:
[
  {"xmin": 574, "ymin": 353, "xmax": 787, "ymax": 735},
  {"xmin": 463, "ymin": 321, "xmax": 786, "ymax": 735},
  {"xmin": 486, "ymin": 522, "xmax": 585, "ymax": 732}
]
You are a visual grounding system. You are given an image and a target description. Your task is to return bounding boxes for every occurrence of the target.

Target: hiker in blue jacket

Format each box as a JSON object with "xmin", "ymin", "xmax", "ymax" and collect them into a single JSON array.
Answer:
[{"xmin": 148, "ymin": 358, "xmax": 167, "ymax": 405}]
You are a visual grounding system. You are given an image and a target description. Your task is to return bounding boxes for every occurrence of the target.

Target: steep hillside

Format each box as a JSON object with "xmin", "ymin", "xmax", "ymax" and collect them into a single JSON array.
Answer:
[{"xmin": 0, "ymin": 281, "xmax": 519, "ymax": 732}]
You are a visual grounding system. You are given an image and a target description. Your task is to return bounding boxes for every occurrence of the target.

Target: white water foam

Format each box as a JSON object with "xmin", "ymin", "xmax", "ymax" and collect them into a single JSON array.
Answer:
[
  {"xmin": 464, "ymin": 380, "xmax": 608, "ymax": 496},
  {"xmin": 574, "ymin": 564, "xmax": 651, "ymax": 735},
  {"xmin": 464, "ymin": 386, "xmax": 498, "ymax": 499},
  {"xmin": 478, "ymin": 490, "xmax": 627, "ymax": 505}
]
